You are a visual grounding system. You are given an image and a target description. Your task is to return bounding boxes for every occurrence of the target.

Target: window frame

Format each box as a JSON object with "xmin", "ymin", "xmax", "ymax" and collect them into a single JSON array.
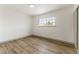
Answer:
[{"xmin": 38, "ymin": 17, "xmax": 56, "ymax": 27}]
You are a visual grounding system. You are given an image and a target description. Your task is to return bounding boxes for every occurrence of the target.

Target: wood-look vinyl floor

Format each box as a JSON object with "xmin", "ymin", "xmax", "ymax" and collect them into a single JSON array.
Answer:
[{"xmin": 0, "ymin": 36, "xmax": 76, "ymax": 54}]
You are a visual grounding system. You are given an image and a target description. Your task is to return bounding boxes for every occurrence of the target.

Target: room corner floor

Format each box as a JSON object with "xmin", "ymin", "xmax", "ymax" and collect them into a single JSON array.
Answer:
[{"xmin": 0, "ymin": 36, "xmax": 76, "ymax": 54}]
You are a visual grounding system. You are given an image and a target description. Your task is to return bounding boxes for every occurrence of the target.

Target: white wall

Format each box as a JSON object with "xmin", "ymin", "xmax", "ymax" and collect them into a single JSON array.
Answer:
[
  {"xmin": 0, "ymin": 6, "xmax": 32, "ymax": 42},
  {"xmin": 32, "ymin": 7, "xmax": 74, "ymax": 43}
]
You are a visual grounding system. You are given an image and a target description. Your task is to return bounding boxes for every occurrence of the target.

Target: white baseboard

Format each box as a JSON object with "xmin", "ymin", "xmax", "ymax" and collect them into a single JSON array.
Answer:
[{"xmin": 0, "ymin": 34, "xmax": 31, "ymax": 44}]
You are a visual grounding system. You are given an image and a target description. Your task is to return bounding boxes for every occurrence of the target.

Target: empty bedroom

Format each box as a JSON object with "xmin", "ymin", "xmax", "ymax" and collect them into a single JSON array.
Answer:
[{"xmin": 0, "ymin": 4, "xmax": 78, "ymax": 54}]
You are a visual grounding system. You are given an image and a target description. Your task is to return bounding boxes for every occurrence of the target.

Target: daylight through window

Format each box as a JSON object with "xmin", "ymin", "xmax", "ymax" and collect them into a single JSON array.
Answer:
[{"xmin": 39, "ymin": 17, "xmax": 56, "ymax": 26}]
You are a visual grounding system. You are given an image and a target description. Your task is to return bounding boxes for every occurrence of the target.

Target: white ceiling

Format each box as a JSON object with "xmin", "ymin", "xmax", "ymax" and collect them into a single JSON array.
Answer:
[{"xmin": 4, "ymin": 4, "xmax": 74, "ymax": 16}]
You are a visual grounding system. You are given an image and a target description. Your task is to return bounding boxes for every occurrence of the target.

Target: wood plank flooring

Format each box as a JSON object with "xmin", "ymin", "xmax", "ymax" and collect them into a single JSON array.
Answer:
[{"xmin": 0, "ymin": 36, "xmax": 76, "ymax": 54}]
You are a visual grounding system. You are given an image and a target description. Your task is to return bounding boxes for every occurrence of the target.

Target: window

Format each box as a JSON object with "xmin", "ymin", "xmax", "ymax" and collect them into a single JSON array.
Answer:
[{"xmin": 39, "ymin": 17, "xmax": 56, "ymax": 27}]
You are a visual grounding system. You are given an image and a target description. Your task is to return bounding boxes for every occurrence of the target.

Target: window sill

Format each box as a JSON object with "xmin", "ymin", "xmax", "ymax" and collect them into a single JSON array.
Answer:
[{"xmin": 38, "ymin": 25, "xmax": 56, "ymax": 27}]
